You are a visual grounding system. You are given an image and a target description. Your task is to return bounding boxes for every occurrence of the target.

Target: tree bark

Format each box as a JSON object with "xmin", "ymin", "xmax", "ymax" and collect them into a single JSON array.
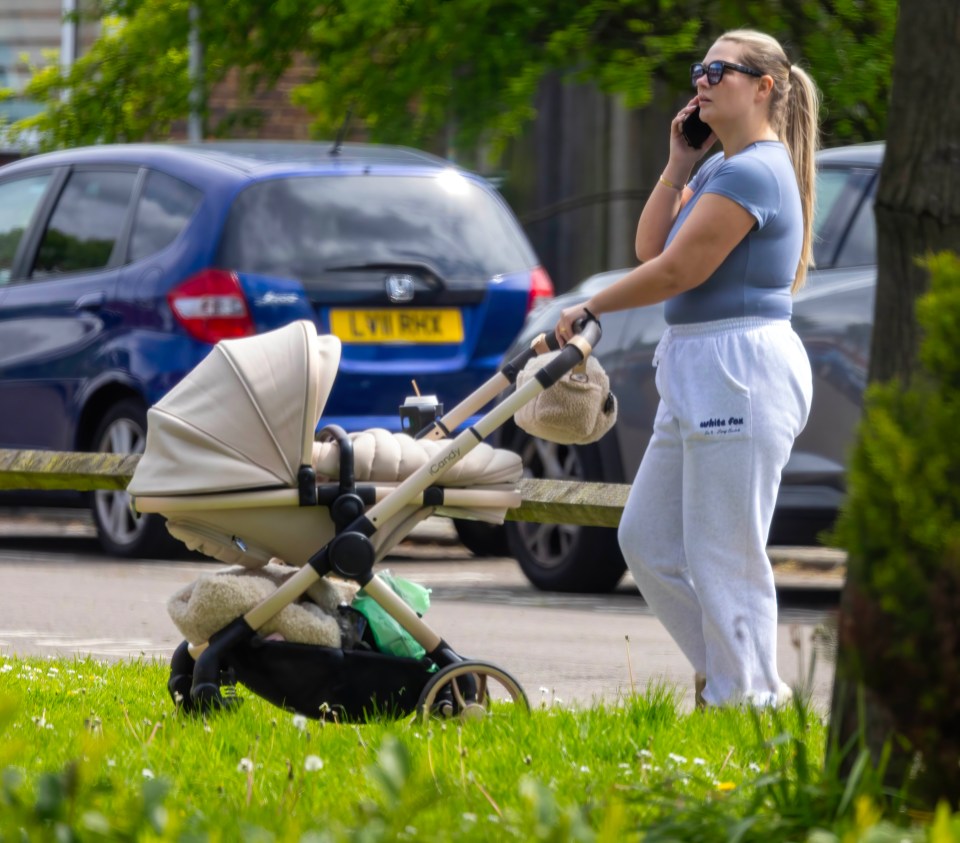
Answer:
[
  {"xmin": 831, "ymin": 0, "xmax": 960, "ymax": 806},
  {"xmin": 867, "ymin": 0, "xmax": 960, "ymax": 384}
]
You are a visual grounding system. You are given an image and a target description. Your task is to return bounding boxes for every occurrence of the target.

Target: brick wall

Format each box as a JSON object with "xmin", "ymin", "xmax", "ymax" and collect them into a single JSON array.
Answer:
[
  {"xmin": 204, "ymin": 54, "xmax": 316, "ymax": 140},
  {"xmin": 170, "ymin": 54, "xmax": 351, "ymax": 142}
]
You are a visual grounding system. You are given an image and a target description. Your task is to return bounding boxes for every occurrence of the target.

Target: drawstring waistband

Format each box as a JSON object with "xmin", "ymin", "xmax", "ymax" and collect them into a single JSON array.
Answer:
[
  {"xmin": 666, "ymin": 316, "xmax": 788, "ymax": 337},
  {"xmin": 653, "ymin": 317, "xmax": 789, "ymax": 366}
]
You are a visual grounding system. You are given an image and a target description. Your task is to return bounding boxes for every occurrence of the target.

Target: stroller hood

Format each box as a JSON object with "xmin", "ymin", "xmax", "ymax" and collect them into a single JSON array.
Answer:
[{"xmin": 129, "ymin": 320, "xmax": 341, "ymax": 497}]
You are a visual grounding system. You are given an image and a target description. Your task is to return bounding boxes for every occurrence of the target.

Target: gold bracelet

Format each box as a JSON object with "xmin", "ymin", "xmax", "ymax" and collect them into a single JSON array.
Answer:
[{"xmin": 658, "ymin": 174, "xmax": 684, "ymax": 191}]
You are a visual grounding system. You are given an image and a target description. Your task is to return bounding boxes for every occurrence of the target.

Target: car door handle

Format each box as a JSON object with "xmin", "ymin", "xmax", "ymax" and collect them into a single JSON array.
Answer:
[{"xmin": 74, "ymin": 291, "xmax": 106, "ymax": 312}]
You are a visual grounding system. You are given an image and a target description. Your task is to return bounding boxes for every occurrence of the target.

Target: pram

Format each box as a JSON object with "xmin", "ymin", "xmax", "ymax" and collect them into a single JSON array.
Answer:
[{"xmin": 128, "ymin": 317, "xmax": 602, "ymax": 721}]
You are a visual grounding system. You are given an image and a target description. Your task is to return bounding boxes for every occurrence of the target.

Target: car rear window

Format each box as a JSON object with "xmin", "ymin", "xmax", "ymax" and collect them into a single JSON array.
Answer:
[
  {"xmin": 128, "ymin": 170, "xmax": 202, "ymax": 262},
  {"xmin": 217, "ymin": 173, "xmax": 536, "ymax": 285}
]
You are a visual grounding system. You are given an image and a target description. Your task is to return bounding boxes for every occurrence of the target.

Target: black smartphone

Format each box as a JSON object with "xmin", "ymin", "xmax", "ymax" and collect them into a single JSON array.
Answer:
[{"xmin": 681, "ymin": 107, "xmax": 713, "ymax": 149}]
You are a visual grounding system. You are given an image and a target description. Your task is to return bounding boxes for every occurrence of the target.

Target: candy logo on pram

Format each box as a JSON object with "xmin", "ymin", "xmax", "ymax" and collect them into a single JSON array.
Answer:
[{"xmin": 430, "ymin": 448, "xmax": 461, "ymax": 474}]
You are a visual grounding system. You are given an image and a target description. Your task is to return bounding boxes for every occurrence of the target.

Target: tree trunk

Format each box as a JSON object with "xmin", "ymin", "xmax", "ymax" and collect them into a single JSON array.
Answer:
[
  {"xmin": 867, "ymin": 0, "xmax": 960, "ymax": 384},
  {"xmin": 830, "ymin": 0, "xmax": 960, "ymax": 806}
]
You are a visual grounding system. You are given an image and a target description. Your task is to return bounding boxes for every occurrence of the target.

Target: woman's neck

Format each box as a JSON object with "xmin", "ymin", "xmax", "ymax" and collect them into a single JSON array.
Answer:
[{"xmin": 718, "ymin": 121, "xmax": 779, "ymax": 157}]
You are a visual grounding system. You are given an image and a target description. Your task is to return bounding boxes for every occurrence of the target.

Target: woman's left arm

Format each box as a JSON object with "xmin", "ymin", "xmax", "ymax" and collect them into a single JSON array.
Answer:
[{"xmin": 556, "ymin": 193, "xmax": 757, "ymax": 340}]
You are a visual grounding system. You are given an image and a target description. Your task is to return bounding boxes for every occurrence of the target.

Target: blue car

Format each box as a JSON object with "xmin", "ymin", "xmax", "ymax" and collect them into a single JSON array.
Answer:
[{"xmin": 0, "ymin": 141, "xmax": 552, "ymax": 556}]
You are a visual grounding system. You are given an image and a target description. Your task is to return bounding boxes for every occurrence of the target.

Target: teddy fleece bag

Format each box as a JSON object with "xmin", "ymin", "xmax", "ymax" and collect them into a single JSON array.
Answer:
[{"xmin": 514, "ymin": 352, "xmax": 618, "ymax": 445}]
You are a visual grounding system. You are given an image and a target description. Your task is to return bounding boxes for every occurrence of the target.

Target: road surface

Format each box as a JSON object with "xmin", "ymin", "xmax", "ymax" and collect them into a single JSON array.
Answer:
[{"xmin": 0, "ymin": 510, "xmax": 843, "ymax": 712}]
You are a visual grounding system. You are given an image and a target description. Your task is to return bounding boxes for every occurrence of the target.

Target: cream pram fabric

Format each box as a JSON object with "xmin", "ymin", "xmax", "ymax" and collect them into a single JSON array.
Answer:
[
  {"xmin": 128, "ymin": 320, "xmax": 523, "ymax": 571},
  {"xmin": 312, "ymin": 428, "xmax": 521, "ymax": 487},
  {"xmin": 129, "ymin": 320, "xmax": 522, "ymax": 496},
  {"xmin": 129, "ymin": 320, "xmax": 339, "ymax": 497}
]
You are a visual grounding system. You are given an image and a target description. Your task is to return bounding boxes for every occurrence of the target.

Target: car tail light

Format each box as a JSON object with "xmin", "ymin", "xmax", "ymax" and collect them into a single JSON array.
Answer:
[
  {"xmin": 167, "ymin": 269, "xmax": 255, "ymax": 344},
  {"xmin": 526, "ymin": 265, "xmax": 554, "ymax": 314}
]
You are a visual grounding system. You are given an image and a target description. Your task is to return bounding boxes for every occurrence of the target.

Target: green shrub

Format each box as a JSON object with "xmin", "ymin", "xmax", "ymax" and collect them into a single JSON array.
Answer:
[{"xmin": 831, "ymin": 252, "xmax": 960, "ymax": 804}]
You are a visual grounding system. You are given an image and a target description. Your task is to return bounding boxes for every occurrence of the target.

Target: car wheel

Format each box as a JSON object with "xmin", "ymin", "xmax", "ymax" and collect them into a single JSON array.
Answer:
[
  {"xmin": 452, "ymin": 518, "xmax": 510, "ymax": 557},
  {"xmin": 505, "ymin": 432, "xmax": 626, "ymax": 593},
  {"xmin": 89, "ymin": 399, "xmax": 182, "ymax": 558}
]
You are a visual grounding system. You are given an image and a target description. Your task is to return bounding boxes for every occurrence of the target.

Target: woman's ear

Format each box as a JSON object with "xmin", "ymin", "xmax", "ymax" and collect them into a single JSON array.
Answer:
[{"xmin": 757, "ymin": 75, "xmax": 775, "ymax": 99}]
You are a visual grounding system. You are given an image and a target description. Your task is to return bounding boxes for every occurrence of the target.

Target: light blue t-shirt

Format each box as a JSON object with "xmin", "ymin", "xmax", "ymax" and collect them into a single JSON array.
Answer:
[{"xmin": 663, "ymin": 141, "xmax": 802, "ymax": 325}]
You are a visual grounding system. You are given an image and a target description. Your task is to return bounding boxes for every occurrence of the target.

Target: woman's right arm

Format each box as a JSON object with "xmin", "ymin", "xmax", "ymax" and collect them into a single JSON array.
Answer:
[
  {"xmin": 635, "ymin": 99, "xmax": 715, "ymax": 262},
  {"xmin": 635, "ymin": 172, "xmax": 693, "ymax": 261}
]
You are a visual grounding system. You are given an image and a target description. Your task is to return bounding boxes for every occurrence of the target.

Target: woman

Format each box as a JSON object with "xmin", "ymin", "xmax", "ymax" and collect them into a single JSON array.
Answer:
[{"xmin": 554, "ymin": 29, "xmax": 819, "ymax": 707}]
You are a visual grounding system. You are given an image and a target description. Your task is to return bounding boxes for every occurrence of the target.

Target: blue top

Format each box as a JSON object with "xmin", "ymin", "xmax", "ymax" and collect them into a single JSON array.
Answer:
[{"xmin": 663, "ymin": 141, "xmax": 801, "ymax": 325}]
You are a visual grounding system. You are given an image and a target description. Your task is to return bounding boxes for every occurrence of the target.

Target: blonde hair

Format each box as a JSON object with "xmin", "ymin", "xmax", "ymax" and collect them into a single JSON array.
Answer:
[{"xmin": 719, "ymin": 29, "xmax": 820, "ymax": 291}]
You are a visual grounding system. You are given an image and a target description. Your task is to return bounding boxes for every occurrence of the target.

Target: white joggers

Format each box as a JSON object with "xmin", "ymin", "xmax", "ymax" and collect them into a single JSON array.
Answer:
[{"xmin": 618, "ymin": 317, "xmax": 812, "ymax": 707}]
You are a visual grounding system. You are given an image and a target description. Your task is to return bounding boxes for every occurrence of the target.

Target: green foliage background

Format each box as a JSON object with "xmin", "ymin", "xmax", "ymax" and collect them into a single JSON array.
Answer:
[
  {"xmin": 831, "ymin": 252, "xmax": 960, "ymax": 801},
  {"xmin": 2, "ymin": 0, "xmax": 896, "ymax": 156}
]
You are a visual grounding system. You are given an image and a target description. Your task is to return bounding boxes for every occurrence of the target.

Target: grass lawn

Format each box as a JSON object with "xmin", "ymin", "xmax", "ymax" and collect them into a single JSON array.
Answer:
[{"xmin": 0, "ymin": 654, "xmax": 955, "ymax": 841}]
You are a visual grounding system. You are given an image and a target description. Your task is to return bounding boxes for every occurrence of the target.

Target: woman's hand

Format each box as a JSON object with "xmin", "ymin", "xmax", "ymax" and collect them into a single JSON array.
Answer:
[
  {"xmin": 667, "ymin": 96, "xmax": 716, "ymax": 170},
  {"xmin": 554, "ymin": 303, "xmax": 591, "ymax": 346}
]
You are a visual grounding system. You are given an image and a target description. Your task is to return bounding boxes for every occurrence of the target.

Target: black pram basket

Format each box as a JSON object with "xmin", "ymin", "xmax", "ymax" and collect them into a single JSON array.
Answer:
[{"xmin": 169, "ymin": 638, "xmax": 432, "ymax": 721}]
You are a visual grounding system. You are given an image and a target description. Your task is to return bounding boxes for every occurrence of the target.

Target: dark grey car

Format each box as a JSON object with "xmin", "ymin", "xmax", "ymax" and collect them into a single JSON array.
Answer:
[{"xmin": 476, "ymin": 142, "xmax": 882, "ymax": 593}]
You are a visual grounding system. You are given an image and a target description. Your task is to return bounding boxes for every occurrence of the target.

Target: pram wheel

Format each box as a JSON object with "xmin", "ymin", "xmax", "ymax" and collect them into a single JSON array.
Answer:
[
  {"xmin": 168, "ymin": 640, "xmax": 198, "ymax": 712},
  {"xmin": 168, "ymin": 640, "xmax": 243, "ymax": 714},
  {"xmin": 192, "ymin": 680, "xmax": 244, "ymax": 714},
  {"xmin": 416, "ymin": 660, "xmax": 528, "ymax": 722}
]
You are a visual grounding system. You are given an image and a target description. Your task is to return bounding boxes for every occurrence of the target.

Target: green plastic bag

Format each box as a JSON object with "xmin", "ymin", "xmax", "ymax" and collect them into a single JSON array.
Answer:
[{"xmin": 351, "ymin": 571, "xmax": 431, "ymax": 659}]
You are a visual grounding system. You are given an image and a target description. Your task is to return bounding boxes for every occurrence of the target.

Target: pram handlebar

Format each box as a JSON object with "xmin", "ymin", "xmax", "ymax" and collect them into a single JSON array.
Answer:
[
  {"xmin": 414, "ymin": 314, "xmax": 602, "ymax": 441},
  {"xmin": 536, "ymin": 312, "xmax": 598, "ymax": 353},
  {"xmin": 520, "ymin": 315, "xmax": 601, "ymax": 395},
  {"xmin": 499, "ymin": 312, "xmax": 601, "ymax": 386}
]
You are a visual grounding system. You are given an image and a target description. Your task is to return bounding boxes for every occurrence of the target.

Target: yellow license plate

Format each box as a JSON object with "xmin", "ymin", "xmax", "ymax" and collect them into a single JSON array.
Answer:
[{"xmin": 329, "ymin": 309, "xmax": 464, "ymax": 344}]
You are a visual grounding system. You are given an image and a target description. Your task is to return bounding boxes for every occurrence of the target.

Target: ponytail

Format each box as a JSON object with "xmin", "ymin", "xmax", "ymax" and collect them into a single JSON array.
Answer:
[
  {"xmin": 718, "ymin": 29, "xmax": 821, "ymax": 291},
  {"xmin": 782, "ymin": 65, "xmax": 820, "ymax": 291}
]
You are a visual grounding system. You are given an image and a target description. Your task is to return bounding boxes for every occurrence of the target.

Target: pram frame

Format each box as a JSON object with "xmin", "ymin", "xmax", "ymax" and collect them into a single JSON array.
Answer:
[
  {"xmin": 239, "ymin": 327, "xmax": 597, "ymax": 648},
  {"xmin": 138, "ymin": 320, "xmax": 600, "ymax": 715}
]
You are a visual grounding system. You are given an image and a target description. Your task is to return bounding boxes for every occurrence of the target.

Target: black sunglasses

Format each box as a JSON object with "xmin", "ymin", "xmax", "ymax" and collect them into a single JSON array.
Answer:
[{"xmin": 690, "ymin": 60, "xmax": 763, "ymax": 87}]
